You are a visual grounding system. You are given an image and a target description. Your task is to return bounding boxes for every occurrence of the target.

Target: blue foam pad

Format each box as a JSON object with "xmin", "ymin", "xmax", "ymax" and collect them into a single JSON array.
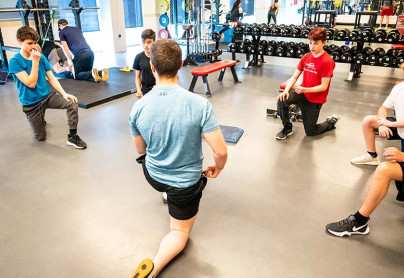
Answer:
[{"xmin": 219, "ymin": 125, "xmax": 244, "ymax": 144}]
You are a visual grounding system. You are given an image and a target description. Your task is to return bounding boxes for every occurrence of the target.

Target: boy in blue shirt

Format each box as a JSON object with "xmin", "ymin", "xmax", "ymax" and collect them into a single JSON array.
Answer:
[
  {"xmin": 128, "ymin": 39, "xmax": 228, "ymax": 278},
  {"xmin": 9, "ymin": 26, "xmax": 86, "ymax": 149},
  {"xmin": 133, "ymin": 29, "xmax": 156, "ymax": 98}
]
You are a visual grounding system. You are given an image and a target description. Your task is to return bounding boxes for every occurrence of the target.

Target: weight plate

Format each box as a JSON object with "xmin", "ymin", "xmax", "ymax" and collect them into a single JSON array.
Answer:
[
  {"xmin": 159, "ymin": 14, "xmax": 169, "ymax": 27},
  {"xmin": 158, "ymin": 29, "xmax": 169, "ymax": 39},
  {"xmin": 159, "ymin": 0, "xmax": 170, "ymax": 13}
]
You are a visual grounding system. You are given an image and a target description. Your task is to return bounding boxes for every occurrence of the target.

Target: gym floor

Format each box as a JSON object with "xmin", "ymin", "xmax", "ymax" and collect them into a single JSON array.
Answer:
[{"xmin": 1, "ymin": 51, "xmax": 404, "ymax": 278}]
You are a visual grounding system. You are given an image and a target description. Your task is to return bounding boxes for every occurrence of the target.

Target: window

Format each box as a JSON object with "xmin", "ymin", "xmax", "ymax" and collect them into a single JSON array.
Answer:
[
  {"xmin": 230, "ymin": 0, "xmax": 255, "ymax": 16},
  {"xmin": 57, "ymin": 0, "xmax": 100, "ymax": 32},
  {"xmin": 123, "ymin": 0, "xmax": 144, "ymax": 28}
]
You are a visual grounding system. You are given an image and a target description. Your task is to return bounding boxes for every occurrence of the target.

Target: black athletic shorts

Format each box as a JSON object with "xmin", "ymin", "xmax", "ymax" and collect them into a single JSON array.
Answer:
[
  {"xmin": 137, "ymin": 155, "xmax": 208, "ymax": 220},
  {"xmin": 395, "ymin": 162, "xmax": 404, "ymax": 202}
]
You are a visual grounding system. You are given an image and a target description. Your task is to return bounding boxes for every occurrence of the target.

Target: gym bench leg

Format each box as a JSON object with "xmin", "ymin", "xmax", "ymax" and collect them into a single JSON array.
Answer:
[
  {"xmin": 230, "ymin": 66, "xmax": 241, "ymax": 83},
  {"xmin": 201, "ymin": 75, "xmax": 212, "ymax": 97},
  {"xmin": 218, "ymin": 68, "xmax": 226, "ymax": 82},
  {"xmin": 189, "ymin": 75, "xmax": 198, "ymax": 92}
]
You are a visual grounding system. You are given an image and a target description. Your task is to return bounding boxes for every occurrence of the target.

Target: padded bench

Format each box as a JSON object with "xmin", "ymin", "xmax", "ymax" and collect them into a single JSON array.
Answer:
[
  {"xmin": 189, "ymin": 60, "xmax": 240, "ymax": 97},
  {"xmin": 392, "ymin": 44, "xmax": 404, "ymax": 50}
]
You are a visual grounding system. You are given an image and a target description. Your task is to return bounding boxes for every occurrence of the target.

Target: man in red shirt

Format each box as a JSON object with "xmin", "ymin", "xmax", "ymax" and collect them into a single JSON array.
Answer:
[{"xmin": 276, "ymin": 28, "xmax": 339, "ymax": 140}]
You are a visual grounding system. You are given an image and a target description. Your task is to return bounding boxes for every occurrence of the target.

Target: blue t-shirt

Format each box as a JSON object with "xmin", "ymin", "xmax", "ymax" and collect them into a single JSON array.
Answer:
[
  {"xmin": 8, "ymin": 52, "xmax": 52, "ymax": 106},
  {"xmin": 129, "ymin": 85, "xmax": 219, "ymax": 188},
  {"xmin": 59, "ymin": 26, "xmax": 91, "ymax": 56}
]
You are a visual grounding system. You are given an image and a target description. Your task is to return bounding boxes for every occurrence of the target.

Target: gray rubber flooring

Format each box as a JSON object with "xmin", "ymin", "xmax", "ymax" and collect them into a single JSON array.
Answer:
[{"xmin": 1, "ymin": 53, "xmax": 404, "ymax": 278}]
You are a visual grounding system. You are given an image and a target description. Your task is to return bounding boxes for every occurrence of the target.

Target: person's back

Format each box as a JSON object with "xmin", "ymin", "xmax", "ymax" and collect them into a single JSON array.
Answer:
[
  {"xmin": 59, "ymin": 26, "xmax": 90, "ymax": 56},
  {"xmin": 130, "ymin": 85, "xmax": 217, "ymax": 187}
]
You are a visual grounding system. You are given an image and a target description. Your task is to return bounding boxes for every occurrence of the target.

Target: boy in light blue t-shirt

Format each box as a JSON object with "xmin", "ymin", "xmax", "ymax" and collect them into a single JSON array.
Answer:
[
  {"xmin": 128, "ymin": 39, "xmax": 228, "ymax": 278},
  {"xmin": 8, "ymin": 26, "xmax": 86, "ymax": 149}
]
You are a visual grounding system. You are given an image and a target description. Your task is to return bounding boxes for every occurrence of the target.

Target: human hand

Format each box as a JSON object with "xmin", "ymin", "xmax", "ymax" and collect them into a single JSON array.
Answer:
[
  {"xmin": 294, "ymin": 85, "xmax": 305, "ymax": 94},
  {"xmin": 277, "ymin": 91, "xmax": 289, "ymax": 101},
  {"xmin": 31, "ymin": 49, "xmax": 41, "ymax": 63},
  {"xmin": 63, "ymin": 93, "xmax": 78, "ymax": 103},
  {"xmin": 202, "ymin": 165, "xmax": 222, "ymax": 178},
  {"xmin": 378, "ymin": 125, "xmax": 393, "ymax": 139},
  {"xmin": 377, "ymin": 118, "xmax": 392, "ymax": 127},
  {"xmin": 383, "ymin": 147, "xmax": 404, "ymax": 162},
  {"xmin": 136, "ymin": 91, "xmax": 143, "ymax": 99}
]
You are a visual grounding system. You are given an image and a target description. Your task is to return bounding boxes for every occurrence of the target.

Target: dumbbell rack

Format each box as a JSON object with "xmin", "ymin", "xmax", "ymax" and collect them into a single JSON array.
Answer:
[{"xmin": 229, "ymin": 24, "xmax": 404, "ymax": 81}]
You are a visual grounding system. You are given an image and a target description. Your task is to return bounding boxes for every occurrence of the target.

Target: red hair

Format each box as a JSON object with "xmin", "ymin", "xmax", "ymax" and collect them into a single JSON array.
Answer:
[{"xmin": 308, "ymin": 28, "xmax": 327, "ymax": 42}]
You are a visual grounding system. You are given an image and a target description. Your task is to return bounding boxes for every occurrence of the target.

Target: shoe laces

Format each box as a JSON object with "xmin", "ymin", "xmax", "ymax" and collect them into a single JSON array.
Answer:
[{"xmin": 339, "ymin": 215, "xmax": 355, "ymax": 227}]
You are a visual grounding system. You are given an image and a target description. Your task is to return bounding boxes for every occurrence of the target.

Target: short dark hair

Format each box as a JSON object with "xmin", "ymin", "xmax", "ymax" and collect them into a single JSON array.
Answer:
[
  {"xmin": 16, "ymin": 26, "xmax": 39, "ymax": 42},
  {"xmin": 58, "ymin": 19, "xmax": 68, "ymax": 26},
  {"xmin": 150, "ymin": 39, "xmax": 182, "ymax": 78},
  {"xmin": 141, "ymin": 29, "xmax": 156, "ymax": 41},
  {"xmin": 308, "ymin": 28, "xmax": 327, "ymax": 42}
]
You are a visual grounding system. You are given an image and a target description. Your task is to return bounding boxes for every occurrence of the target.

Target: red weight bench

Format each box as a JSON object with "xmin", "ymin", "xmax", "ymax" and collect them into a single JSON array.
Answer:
[
  {"xmin": 392, "ymin": 44, "xmax": 404, "ymax": 50},
  {"xmin": 266, "ymin": 79, "xmax": 303, "ymax": 122},
  {"xmin": 189, "ymin": 60, "xmax": 241, "ymax": 97}
]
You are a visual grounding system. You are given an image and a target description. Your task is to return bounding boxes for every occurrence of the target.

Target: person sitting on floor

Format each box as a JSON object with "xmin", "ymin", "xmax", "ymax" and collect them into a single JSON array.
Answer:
[
  {"xmin": 37, "ymin": 39, "xmax": 71, "ymax": 75},
  {"xmin": 275, "ymin": 27, "xmax": 339, "ymax": 140}
]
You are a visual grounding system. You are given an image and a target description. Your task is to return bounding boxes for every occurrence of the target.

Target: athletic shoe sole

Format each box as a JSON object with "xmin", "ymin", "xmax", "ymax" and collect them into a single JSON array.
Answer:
[
  {"xmin": 102, "ymin": 68, "xmax": 109, "ymax": 81},
  {"xmin": 326, "ymin": 226, "xmax": 370, "ymax": 237},
  {"xmin": 276, "ymin": 131, "xmax": 293, "ymax": 140},
  {"xmin": 67, "ymin": 141, "xmax": 87, "ymax": 149},
  {"xmin": 93, "ymin": 68, "xmax": 101, "ymax": 83},
  {"xmin": 132, "ymin": 258, "xmax": 154, "ymax": 278},
  {"xmin": 351, "ymin": 160, "xmax": 380, "ymax": 166}
]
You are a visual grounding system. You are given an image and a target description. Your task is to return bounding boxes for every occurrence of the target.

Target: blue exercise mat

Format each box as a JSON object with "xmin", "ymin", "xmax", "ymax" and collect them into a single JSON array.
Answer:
[{"xmin": 219, "ymin": 125, "xmax": 244, "ymax": 144}]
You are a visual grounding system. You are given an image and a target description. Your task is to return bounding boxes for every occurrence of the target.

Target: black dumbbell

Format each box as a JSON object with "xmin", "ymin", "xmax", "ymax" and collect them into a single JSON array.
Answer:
[
  {"xmin": 323, "ymin": 44, "xmax": 330, "ymax": 54},
  {"xmin": 260, "ymin": 23, "xmax": 268, "ymax": 29},
  {"xmin": 302, "ymin": 26, "xmax": 313, "ymax": 37},
  {"xmin": 374, "ymin": 29, "xmax": 387, "ymax": 43},
  {"xmin": 328, "ymin": 44, "xmax": 340, "ymax": 52},
  {"xmin": 228, "ymin": 43, "xmax": 237, "ymax": 53},
  {"xmin": 252, "ymin": 25, "xmax": 261, "ymax": 36},
  {"xmin": 335, "ymin": 29, "xmax": 350, "ymax": 40},
  {"xmin": 395, "ymin": 51, "xmax": 404, "ymax": 67},
  {"xmin": 362, "ymin": 47, "xmax": 373, "ymax": 55},
  {"xmin": 234, "ymin": 26, "xmax": 244, "ymax": 35},
  {"xmin": 281, "ymin": 25, "xmax": 293, "ymax": 37},
  {"xmin": 326, "ymin": 28, "xmax": 335, "ymax": 40},
  {"xmin": 353, "ymin": 51, "xmax": 368, "ymax": 65},
  {"xmin": 244, "ymin": 25, "xmax": 252, "ymax": 35},
  {"xmin": 330, "ymin": 47, "xmax": 341, "ymax": 62},
  {"xmin": 257, "ymin": 44, "xmax": 267, "ymax": 55},
  {"xmin": 261, "ymin": 25, "xmax": 270, "ymax": 36},
  {"xmin": 238, "ymin": 42, "xmax": 246, "ymax": 53},
  {"xmin": 367, "ymin": 49, "xmax": 385, "ymax": 66},
  {"xmin": 292, "ymin": 26, "xmax": 303, "ymax": 38},
  {"xmin": 296, "ymin": 44, "xmax": 309, "ymax": 58},
  {"xmin": 266, "ymin": 44, "xmax": 276, "ymax": 56},
  {"xmin": 381, "ymin": 49, "xmax": 396, "ymax": 67},
  {"xmin": 349, "ymin": 29, "xmax": 360, "ymax": 41},
  {"xmin": 341, "ymin": 50, "xmax": 354, "ymax": 63},
  {"xmin": 211, "ymin": 32, "xmax": 221, "ymax": 42},
  {"xmin": 270, "ymin": 25, "xmax": 281, "ymax": 36},
  {"xmin": 387, "ymin": 29, "xmax": 400, "ymax": 43},
  {"xmin": 286, "ymin": 44, "xmax": 297, "ymax": 58},
  {"xmin": 269, "ymin": 40, "xmax": 278, "ymax": 47},
  {"xmin": 360, "ymin": 28, "xmax": 373, "ymax": 42},
  {"xmin": 247, "ymin": 43, "xmax": 257, "ymax": 54},
  {"xmin": 275, "ymin": 45, "xmax": 287, "ymax": 57}
]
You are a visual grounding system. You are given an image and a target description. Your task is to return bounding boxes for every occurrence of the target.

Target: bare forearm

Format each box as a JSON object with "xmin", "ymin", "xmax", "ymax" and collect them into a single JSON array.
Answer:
[
  {"xmin": 284, "ymin": 78, "xmax": 298, "ymax": 93},
  {"xmin": 302, "ymin": 85, "xmax": 327, "ymax": 93},
  {"xmin": 377, "ymin": 107, "xmax": 388, "ymax": 119},
  {"xmin": 213, "ymin": 152, "xmax": 227, "ymax": 170},
  {"xmin": 388, "ymin": 121, "xmax": 404, "ymax": 128},
  {"xmin": 27, "ymin": 62, "xmax": 39, "ymax": 87},
  {"xmin": 136, "ymin": 78, "xmax": 142, "ymax": 92}
]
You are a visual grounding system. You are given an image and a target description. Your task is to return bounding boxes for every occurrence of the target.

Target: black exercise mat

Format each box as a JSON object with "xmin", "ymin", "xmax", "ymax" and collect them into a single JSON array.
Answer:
[
  {"xmin": 57, "ymin": 67, "xmax": 136, "ymax": 108},
  {"xmin": 219, "ymin": 125, "xmax": 244, "ymax": 144}
]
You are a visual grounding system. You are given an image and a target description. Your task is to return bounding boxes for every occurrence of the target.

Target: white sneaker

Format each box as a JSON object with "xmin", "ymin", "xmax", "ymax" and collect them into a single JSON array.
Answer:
[{"xmin": 351, "ymin": 153, "xmax": 380, "ymax": 165}]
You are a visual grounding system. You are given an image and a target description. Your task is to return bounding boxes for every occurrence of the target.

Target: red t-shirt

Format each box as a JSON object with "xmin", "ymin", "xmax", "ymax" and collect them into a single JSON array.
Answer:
[{"xmin": 297, "ymin": 52, "xmax": 335, "ymax": 104}]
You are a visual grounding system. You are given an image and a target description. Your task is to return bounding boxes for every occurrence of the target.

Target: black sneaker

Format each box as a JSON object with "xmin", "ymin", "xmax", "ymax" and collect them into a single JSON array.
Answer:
[
  {"xmin": 326, "ymin": 215, "xmax": 369, "ymax": 237},
  {"xmin": 276, "ymin": 128, "xmax": 293, "ymax": 140},
  {"xmin": 326, "ymin": 114, "xmax": 340, "ymax": 128},
  {"xmin": 67, "ymin": 134, "xmax": 87, "ymax": 149}
]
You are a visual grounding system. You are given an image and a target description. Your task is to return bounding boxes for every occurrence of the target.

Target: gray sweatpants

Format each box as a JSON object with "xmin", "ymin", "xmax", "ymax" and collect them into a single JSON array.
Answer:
[{"xmin": 22, "ymin": 92, "xmax": 79, "ymax": 141}]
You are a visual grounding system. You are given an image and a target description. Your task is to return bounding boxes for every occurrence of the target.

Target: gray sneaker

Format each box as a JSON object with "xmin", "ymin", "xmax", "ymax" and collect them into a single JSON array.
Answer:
[
  {"xmin": 276, "ymin": 128, "xmax": 293, "ymax": 140},
  {"xmin": 351, "ymin": 153, "xmax": 380, "ymax": 165},
  {"xmin": 326, "ymin": 114, "xmax": 340, "ymax": 128},
  {"xmin": 67, "ymin": 134, "xmax": 87, "ymax": 149},
  {"xmin": 326, "ymin": 215, "xmax": 370, "ymax": 237}
]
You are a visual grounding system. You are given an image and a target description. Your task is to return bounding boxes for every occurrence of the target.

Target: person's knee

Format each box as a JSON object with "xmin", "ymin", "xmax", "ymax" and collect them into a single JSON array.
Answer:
[
  {"xmin": 362, "ymin": 115, "xmax": 377, "ymax": 127},
  {"xmin": 375, "ymin": 162, "xmax": 396, "ymax": 179}
]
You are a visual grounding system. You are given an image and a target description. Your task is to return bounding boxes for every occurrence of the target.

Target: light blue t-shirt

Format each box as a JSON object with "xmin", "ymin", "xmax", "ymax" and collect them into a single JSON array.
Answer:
[
  {"xmin": 8, "ymin": 52, "xmax": 52, "ymax": 106},
  {"xmin": 129, "ymin": 85, "xmax": 219, "ymax": 188}
]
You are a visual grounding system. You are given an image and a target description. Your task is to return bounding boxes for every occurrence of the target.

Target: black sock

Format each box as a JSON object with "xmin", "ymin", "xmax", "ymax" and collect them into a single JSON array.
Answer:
[
  {"xmin": 354, "ymin": 211, "xmax": 369, "ymax": 226},
  {"xmin": 368, "ymin": 151, "xmax": 377, "ymax": 158},
  {"xmin": 69, "ymin": 129, "xmax": 77, "ymax": 136}
]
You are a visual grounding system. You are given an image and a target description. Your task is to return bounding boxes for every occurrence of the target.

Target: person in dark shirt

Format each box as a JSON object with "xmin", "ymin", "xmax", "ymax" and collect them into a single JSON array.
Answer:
[
  {"xmin": 58, "ymin": 19, "xmax": 108, "ymax": 82},
  {"xmin": 229, "ymin": 0, "xmax": 245, "ymax": 27},
  {"xmin": 133, "ymin": 29, "xmax": 156, "ymax": 98}
]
